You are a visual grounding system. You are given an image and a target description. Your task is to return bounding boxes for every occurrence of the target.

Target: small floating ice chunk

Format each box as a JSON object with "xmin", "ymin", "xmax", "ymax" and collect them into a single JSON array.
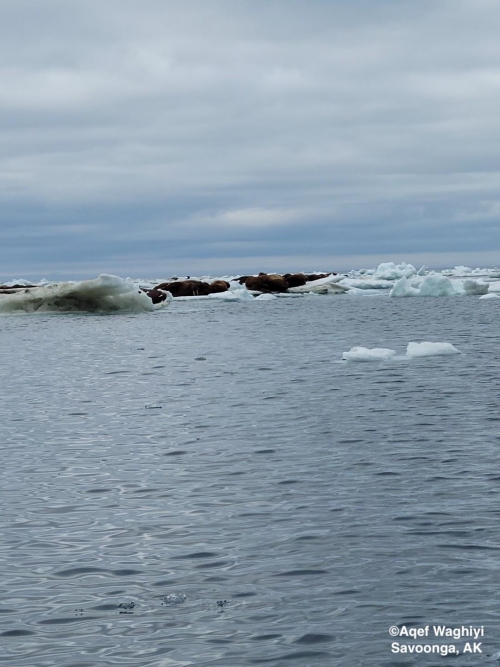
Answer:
[
  {"xmin": 480, "ymin": 292, "xmax": 500, "ymax": 299},
  {"xmin": 342, "ymin": 346, "xmax": 397, "ymax": 362},
  {"xmin": 255, "ymin": 293, "xmax": 277, "ymax": 300},
  {"xmin": 406, "ymin": 342, "xmax": 461, "ymax": 358}
]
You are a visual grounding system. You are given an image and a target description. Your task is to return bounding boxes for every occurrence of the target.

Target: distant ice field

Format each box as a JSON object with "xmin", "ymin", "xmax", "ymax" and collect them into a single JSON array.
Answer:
[
  {"xmin": 1, "ymin": 285, "xmax": 500, "ymax": 665},
  {"xmin": 1, "ymin": 262, "xmax": 500, "ymax": 314}
]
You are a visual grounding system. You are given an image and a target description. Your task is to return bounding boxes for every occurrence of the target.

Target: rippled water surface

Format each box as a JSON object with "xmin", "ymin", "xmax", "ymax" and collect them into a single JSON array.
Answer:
[{"xmin": 1, "ymin": 296, "xmax": 500, "ymax": 666}]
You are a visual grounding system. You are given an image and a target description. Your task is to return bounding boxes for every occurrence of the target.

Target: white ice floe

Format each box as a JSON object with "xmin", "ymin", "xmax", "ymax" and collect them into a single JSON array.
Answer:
[
  {"xmin": 209, "ymin": 289, "xmax": 254, "ymax": 301},
  {"xmin": 419, "ymin": 275, "xmax": 457, "ymax": 296},
  {"xmin": 339, "ymin": 278, "xmax": 394, "ymax": 290},
  {"xmin": 479, "ymin": 292, "xmax": 500, "ymax": 299},
  {"xmin": 345, "ymin": 287, "xmax": 387, "ymax": 297},
  {"xmin": 406, "ymin": 342, "xmax": 461, "ymax": 358},
  {"xmin": 389, "ymin": 274, "xmax": 488, "ymax": 297},
  {"xmin": 442, "ymin": 265, "xmax": 500, "ymax": 278},
  {"xmin": 0, "ymin": 274, "xmax": 158, "ymax": 314},
  {"xmin": 342, "ymin": 342, "xmax": 461, "ymax": 362},
  {"xmin": 255, "ymin": 293, "xmax": 277, "ymax": 300},
  {"xmin": 442, "ymin": 265, "xmax": 473, "ymax": 276},
  {"xmin": 372, "ymin": 262, "xmax": 418, "ymax": 280},
  {"xmin": 390, "ymin": 274, "xmax": 454, "ymax": 297},
  {"xmin": 341, "ymin": 263, "xmax": 424, "ymax": 292},
  {"xmin": 175, "ymin": 288, "xmax": 255, "ymax": 302},
  {"xmin": 388, "ymin": 276, "xmax": 419, "ymax": 297},
  {"xmin": 342, "ymin": 347, "xmax": 397, "ymax": 362},
  {"xmin": 288, "ymin": 275, "xmax": 349, "ymax": 294}
]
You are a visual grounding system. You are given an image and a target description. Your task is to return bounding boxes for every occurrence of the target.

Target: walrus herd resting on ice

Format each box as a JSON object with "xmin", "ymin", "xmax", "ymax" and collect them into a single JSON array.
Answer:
[
  {"xmin": 0, "ymin": 272, "xmax": 341, "ymax": 305},
  {"xmin": 142, "ymin": 272, "xmax": 338, "ymax": 303}
]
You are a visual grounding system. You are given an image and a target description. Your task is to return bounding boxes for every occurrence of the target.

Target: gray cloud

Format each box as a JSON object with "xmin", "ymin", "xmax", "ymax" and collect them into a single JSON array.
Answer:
[{"xmin": 1, "ymin": 0, "xmax": 500, "ymax": 279}]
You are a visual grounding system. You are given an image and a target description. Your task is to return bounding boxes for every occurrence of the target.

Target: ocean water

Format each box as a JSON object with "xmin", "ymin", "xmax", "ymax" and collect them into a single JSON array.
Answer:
[{"xmin": 1, "ymin": 295, "xmax": 500, "ymax": 666}]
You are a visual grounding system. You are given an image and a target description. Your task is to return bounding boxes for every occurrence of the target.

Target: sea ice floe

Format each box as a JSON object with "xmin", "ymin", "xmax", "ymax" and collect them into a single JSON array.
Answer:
[
  {"xmin": 390, "ymin": 274, "xmax": 488, "ymax": 297},
  {"xmin": 390, "ymin": 274, "xmax": 455, "ymax": 297},
  {"xmin": 462, "ymin": 279, "xmax": 489, "ymax": 296},
  {"xmin": 339, "ymin": 279, "xmax": 394, "ymax": 290},
  {"xmin": 175, "ymin": 288, "xmax": 254, "ymax": 302},
  {"xmin": 419, "ymin": 275, "xmax": 458, "ymax": 296},
  {"xmin": 0, "ymin": 274, "xmax": 157, "ymax": 314},
  {"xmin": 255, "ymin": 293, "xmax": 277, "ymax": 300},
  {"xmin": 345, "ymin": 287, "xmax": 386, "ymax": 297},
  {"xmin": 288, "ymin": 274, "xmax": 348, "ymax": 294},
  {"xmin": 372, "ymin": 262, "xmax": 418, "ymax": 280},
  {"xmin": 388, "ymin": 276, "xmax": 418, "ymax": 297},
  {"xmin": 442, "ymin": 265, "xmax": 500, "ymax": 278},
  {"xmin": 342, "ymin": 342, "xmax": 461, "ymax": 361},
  {"xmin": 479, "ymin": 292, "xmax": 500, "ymax": 299},
  {"xmin": 342, "ymin": 347, "xmax": 397, "ymax": 362},
  {"xmin": 406, "ymin": 342, "xmax": 461, "ymax": 358},
  {"xmin": 208, "ymin": 289, "xmax": 254, "ymax": 301},
  {"xmin": 442, "ymin": 265, "xmax": 473, "ymax": 276}
]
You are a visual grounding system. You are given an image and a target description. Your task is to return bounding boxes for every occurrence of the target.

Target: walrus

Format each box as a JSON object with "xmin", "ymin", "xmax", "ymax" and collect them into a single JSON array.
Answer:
[
  {"xmin": 245, "ymin": 276, "xmax": 269, "ymax": 292},
  {"xmin": 262, "ymin": 274, "xmax": 288, "ymax": 292},
  {"xmin": 142, "ymin": 288, "xmax": 169, "ymax": 304},
  {"xmin": 283, "ymin": 273, "xmax": 307, "ymax": 288},
  {"xmin": 154, "ymin": 280, "xmax": 213, "ymax": 297},
  {"xmin": 209, "ymin": 280, "xmax": 230, "ymax": 293}
]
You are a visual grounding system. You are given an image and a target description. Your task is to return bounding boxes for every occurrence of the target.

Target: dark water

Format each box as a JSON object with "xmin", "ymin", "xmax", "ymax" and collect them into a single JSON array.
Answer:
[{"xmin": 1, "ymin": 296, "xmax": 500, "ymax": 666}]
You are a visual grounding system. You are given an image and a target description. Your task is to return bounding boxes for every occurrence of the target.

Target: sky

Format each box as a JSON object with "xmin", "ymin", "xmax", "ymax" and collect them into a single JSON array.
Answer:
[{"xmin": 2, "ymin": 0, "xmax": 500, "ymax": 279}]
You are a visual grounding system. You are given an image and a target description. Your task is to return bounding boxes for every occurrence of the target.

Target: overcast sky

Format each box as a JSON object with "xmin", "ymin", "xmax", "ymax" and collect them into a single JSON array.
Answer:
[{"xmin": 2, "ymin": 0, "xmax": 500, "ymax": 279}]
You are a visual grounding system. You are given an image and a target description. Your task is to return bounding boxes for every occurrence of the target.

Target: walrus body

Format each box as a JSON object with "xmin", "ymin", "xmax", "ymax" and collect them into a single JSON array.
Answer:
[{"xmin": 152, "ymin": 279, "xmax": 229, "ymax": 297}]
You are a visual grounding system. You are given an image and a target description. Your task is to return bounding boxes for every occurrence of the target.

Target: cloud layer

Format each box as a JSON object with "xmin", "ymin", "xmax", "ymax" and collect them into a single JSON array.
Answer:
[{"xmin": 1, "ymin": 0, "xmax": 500, "ymax": 278}]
